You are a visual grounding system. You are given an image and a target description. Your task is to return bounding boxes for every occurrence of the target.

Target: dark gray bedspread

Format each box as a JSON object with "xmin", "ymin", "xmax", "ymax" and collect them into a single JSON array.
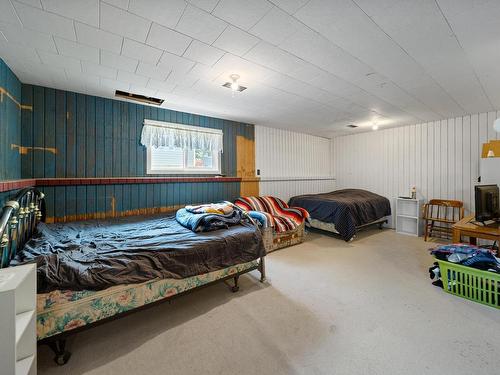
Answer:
[
  {"xmin": 12, "ymin": 215, "xmax": 265, "ymax": 293},
  {"xmin": 288, "ymin": 189, "xmax": 391, "ymax": 241}
]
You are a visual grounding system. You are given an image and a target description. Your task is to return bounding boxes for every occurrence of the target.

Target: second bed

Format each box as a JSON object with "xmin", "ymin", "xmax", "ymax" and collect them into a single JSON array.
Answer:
[{"xmin": 288, "ymin": 189, "xmax": 391, "ymax": 241}]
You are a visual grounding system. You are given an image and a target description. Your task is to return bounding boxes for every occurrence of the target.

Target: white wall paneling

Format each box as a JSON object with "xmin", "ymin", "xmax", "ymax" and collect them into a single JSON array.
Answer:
[
  {"xmin": 332, "ymin": 110, "xmax": 500, "ymax": 227},
  {"xmin": 259, "ymin": 177, "xmax": 336, "ymax": 203},
  {"xmin": 255, "ymin": 125, "xmax": 335, "ymax": 201}
]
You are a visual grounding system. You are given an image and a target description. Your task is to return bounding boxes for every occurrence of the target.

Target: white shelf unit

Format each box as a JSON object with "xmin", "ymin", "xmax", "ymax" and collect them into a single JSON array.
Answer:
[
  {"xmin": 395, "ymin": 198, "xmax": 423, "ymax": 237},
  {"xmin": 0, "ymin": 264, "xmax": 37, "ymax": 375}
]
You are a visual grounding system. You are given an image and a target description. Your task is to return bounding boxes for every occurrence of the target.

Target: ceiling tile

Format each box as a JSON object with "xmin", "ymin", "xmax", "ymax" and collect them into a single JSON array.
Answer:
[
  {"xmin": 37, "ymin": 49, "xmax": 82, "ymax": 72},
  {"xmin": 176, "ymin": 5, "xmax": 227, "ymax": 44},
  {"xmin": 101, "ymin": 77, "xmax": 129, "ymax": 91},
  {"xmin": 0, "ymin": 41, "xmax": 41, "ymax": 64},
  {"xmin": 13, "ymin": 1, "xmax": 76, "ymax": 40},
  {"xmin": 213, "ymin": 0, "xmax": 272, "ymax": 30},
  {"xmin": 0, "ymin": 22, "xmax": 57, "ymax": 52},
  {"xmin": 117, "ymin": 70, "xmax": 149, "ymax": 86},
  {"xmin": 100, "ymin": 2, "xmax": 151, "ymax": 42},
  {"xmin": 183, "ymin": 40, "xmax": 224, "ymax": 66},
  {"xmin": 128, "ymin": 0, "xmax": 186, "ymax": 28},
  {"xmin": 0, "ymin": 1, "xmax": 22, "ymax": 25},
  {"xmin": 2, "ymin": 0, "xmax": 499, "ymax": 137},
  {"xmin": 268, "ymin": 0, "xmax": 309, "ymax": 14},
  {"xmin": 136, "ymin": 61, "xmax": 170, "ymax": 80},
  {"xmin": 146, "ymin": 23, "xmax": 192, "ymax": 56},
  {"xmin": 82, "ymin": 60, "xmax": 117, "ymax": 79},
  {"xmin": 188, "ymin": 63, "xmax": 226, "ymax": 80},
  {"xmin": 16, "ymin": 0, "xmax": 42, "ymax": 8},
  {"xmin": 213, "ymin": 52, "xmax": 275, "ymax": 82},
  {"xmin": 187, "ymin": 0, "xmax": 219, "ymax": 12},
  {"xmin": 244, "ymin": 41, "xmax": 321, "ymax": 82},
  {"xmin": 75, "ymin": 22, "xmax": 123, "ymax": 54},
  {"xmin": 147, "ymin": 79, "xmax": 175, "ymax": 93},
  {"xmin": 42, "ymin": 0, "xmax": 99, "ymax": 27},
  {"xmin": 121, "ymin": 38, "xmax": 163, "ymax": 64},
  {"xmin": 158, "ymin": 51, "xmax": 195, "ymax": 75},
  {"xmin": 213, "ymin": 25, "xmax": 259, "ymax": 56},
  {"xmin": 54, "ymin": 36, "xmax": 99, "ymax": 63},
  {"xmin": 65, "ymin": 70, "xmax": 100, "ymax": 86},
  {"xmin": 250, "ymin": 6, "xmax": 301, "ymax": 45},
  {"xmin": 102, "ymin": 0, "xmax": 129, "ymax": 10},
  {"xmin": 100, "ymin": 49, "xmax": 138, "ymax": 72}
]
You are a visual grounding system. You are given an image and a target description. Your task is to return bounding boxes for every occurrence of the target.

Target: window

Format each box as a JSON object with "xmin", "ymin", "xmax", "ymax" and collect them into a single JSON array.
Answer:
[
  {"xmin": 141, "ymin": 119, "xmax": 223, "ymax": 175},
  {"xmin": 147, "ymin": 147, "xmax": 221, "ymax": 174}
]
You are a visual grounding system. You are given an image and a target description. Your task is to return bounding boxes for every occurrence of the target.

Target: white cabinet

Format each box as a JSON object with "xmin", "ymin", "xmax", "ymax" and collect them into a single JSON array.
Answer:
[
  {"xmin": 0, "ymin": 264, "xmax": 37, "ymax": 375},
  {"xmin": 396, "ymin": 198, "xmax": 423, "ymax": 237}
]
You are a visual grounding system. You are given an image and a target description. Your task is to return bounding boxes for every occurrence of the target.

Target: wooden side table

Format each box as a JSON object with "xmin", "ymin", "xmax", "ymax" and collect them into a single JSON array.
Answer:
[{"xmin": 452, "ymin": 215, "xmax": 500, "ymax": 248}]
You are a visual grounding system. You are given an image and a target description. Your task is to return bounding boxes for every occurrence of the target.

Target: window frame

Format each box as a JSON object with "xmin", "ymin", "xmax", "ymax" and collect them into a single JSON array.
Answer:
[{"xmin": 146, "ymin": 147, "xmax": 222, "ymax": 175}]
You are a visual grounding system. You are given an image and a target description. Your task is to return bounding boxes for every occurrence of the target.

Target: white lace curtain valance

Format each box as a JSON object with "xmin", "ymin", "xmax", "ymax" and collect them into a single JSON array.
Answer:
[{"xmin": 140, "ymin": 119, "xmax": 223, "ymax": 153}]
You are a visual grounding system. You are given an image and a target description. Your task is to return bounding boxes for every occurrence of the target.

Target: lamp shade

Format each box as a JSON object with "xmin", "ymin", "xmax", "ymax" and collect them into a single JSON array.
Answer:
[{"xmin": 494, "ymin": 118, "xmax": 500, "ymax": 132}]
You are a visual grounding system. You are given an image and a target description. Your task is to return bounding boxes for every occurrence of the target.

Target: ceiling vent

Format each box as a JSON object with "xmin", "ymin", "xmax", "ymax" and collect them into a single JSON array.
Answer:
[
  {"xmin": 347, "ymin": 124, "xmax": 358, "ymax": 128},
  {"xmin": 115, "ymin": 90, "xmax": 164, "ymax": 106},
  {"xmin": 222, "ymin": 82, "xmax": 247, "ymax": 92}
]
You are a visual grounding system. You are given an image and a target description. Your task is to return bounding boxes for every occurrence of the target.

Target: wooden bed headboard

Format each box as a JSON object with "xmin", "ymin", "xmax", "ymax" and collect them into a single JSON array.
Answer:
[{"xmin": 0, "ymin": 187, "xmax": 45, "ymax": 268}]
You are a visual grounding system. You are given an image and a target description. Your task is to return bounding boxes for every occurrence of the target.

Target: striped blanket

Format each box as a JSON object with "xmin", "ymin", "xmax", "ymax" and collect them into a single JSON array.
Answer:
[{"xmin": 234, "ymin": 196, "xmax": 309, "ymax": 233}]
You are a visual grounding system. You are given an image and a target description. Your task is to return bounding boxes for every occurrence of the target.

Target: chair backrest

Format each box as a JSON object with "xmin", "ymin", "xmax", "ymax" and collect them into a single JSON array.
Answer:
[{"xmin": 424, "ymin": 199, "xmax": 464, "ymax": 223}]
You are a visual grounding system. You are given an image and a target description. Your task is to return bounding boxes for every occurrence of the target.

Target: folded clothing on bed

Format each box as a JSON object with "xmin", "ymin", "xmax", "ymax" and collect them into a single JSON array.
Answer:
[
  {"xmin": 176, "ymin": 204, "xmax": 243, "ymax": 232},
  {"xmin": 11, "ymin": 215, "xmax": 265, "ymax": 292},
  {"xmin": 185, "ymin": 202, "xmax": 234, "ymax": 215}
]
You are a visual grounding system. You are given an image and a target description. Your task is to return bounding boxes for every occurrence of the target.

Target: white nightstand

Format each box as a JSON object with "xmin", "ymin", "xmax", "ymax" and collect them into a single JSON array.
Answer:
[
  {"xmin": 396, "ymin": 198, "xmax": 423, "ymax": 236},
  {"xmin": 0, "ymin": 264, "xmax": 37, "ymax": 375}
]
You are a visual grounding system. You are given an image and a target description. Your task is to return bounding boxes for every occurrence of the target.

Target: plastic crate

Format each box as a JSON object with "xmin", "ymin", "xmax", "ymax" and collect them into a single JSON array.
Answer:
[{"xmin": 437, "ymin": 259, "xmax": 500, "ymax": 309}]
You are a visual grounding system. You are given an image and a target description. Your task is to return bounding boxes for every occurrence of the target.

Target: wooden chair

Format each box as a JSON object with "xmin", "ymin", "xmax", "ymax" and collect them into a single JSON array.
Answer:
[{"xmin": 423, "ymin": 199, "xmax": 464, "ymax": 241}]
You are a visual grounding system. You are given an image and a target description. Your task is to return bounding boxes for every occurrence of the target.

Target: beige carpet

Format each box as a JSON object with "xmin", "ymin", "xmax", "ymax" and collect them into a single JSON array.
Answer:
[{"xmin": 37, "ymin": 229, "xmax": 500, "ymax": 375}]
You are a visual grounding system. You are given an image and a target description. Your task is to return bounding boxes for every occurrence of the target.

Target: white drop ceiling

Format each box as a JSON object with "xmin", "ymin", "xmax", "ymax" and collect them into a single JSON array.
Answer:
[{"xmin": 0, "ymin": 0, "xmax": 498, "ymax": 137}]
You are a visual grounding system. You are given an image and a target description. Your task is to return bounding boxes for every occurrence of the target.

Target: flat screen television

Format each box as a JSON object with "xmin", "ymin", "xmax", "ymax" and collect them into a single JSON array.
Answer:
[{"xmin": 475, "ymin": 184, "xmax": 499, "ymax": 222}]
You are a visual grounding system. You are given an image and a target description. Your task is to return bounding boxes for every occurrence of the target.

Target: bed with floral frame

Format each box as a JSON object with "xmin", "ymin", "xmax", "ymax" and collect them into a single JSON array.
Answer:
[{"xmin": 0, "ymin": 188, "xmax": 266, "ymax": 365}]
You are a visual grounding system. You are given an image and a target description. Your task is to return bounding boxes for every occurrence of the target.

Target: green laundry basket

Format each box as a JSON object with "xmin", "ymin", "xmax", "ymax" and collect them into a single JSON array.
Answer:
[{"xmin": 437, "ymin": 259, "xmax": 500, "ymax": 309}]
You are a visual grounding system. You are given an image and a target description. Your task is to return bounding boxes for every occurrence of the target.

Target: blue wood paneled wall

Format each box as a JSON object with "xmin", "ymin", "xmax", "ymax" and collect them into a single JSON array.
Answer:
[
  {"xmin": 21, "ymin": 85, "xmax": 254, "ymax": 178},
  {"xmin": 1, "ymin": 59, "xmax": 253, "ymax": 221},
  {"xmin": 39, "ymin": 181, "xmax": 241, "ymax": 221},
  {"xmin": 16, "ymin": 84, "xmax": 252, "ymax": 220},
  {"xmin": 0, "ymin": 59, "xmax": 22, "ymax": 182}
]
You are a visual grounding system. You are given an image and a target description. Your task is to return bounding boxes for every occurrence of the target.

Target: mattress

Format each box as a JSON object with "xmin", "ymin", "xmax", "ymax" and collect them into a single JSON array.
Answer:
[
  {"xmin": 289, "ymin": 189, "xmax": 391, "ymax": 241},
  {"xmin": 13, "ymin": 214, "xmax": 265, "ymax": 292},
  {"xmin": 37, "ymin": 260, "xmax": 259, "ymax": 340}
]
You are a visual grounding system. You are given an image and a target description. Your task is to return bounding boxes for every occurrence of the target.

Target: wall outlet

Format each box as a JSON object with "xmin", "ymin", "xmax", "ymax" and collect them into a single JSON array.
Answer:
[{"xmin": 256, "ymin": 169, "xmax": 260, "ymax": 176}]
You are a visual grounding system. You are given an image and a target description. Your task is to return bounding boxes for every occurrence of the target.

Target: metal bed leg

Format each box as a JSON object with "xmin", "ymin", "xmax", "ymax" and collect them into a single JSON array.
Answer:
[
  {"xmin": 231, "ymin": 275, "xmax": 240, "ymax": 293},
  {"xmin": 48, "ymin": 339, "xmax": 71, "ymax": 366},
  {"xmin": 259, "ymin": 257, "xmax": 266, "ymax": 283}
]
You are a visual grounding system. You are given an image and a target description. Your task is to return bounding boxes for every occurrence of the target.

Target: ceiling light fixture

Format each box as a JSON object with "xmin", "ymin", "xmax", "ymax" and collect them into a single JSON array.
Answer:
[
  {"xmin": 222, "ymin": 74, "xmax": 247, "ymax": 94},
  {"xmin": 372, "ymin": 124, "xmax": 379, "ymax": 130},
  {"xmin": 230, "ymin": 74, "xmax": 239, "ymax": 92}
]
